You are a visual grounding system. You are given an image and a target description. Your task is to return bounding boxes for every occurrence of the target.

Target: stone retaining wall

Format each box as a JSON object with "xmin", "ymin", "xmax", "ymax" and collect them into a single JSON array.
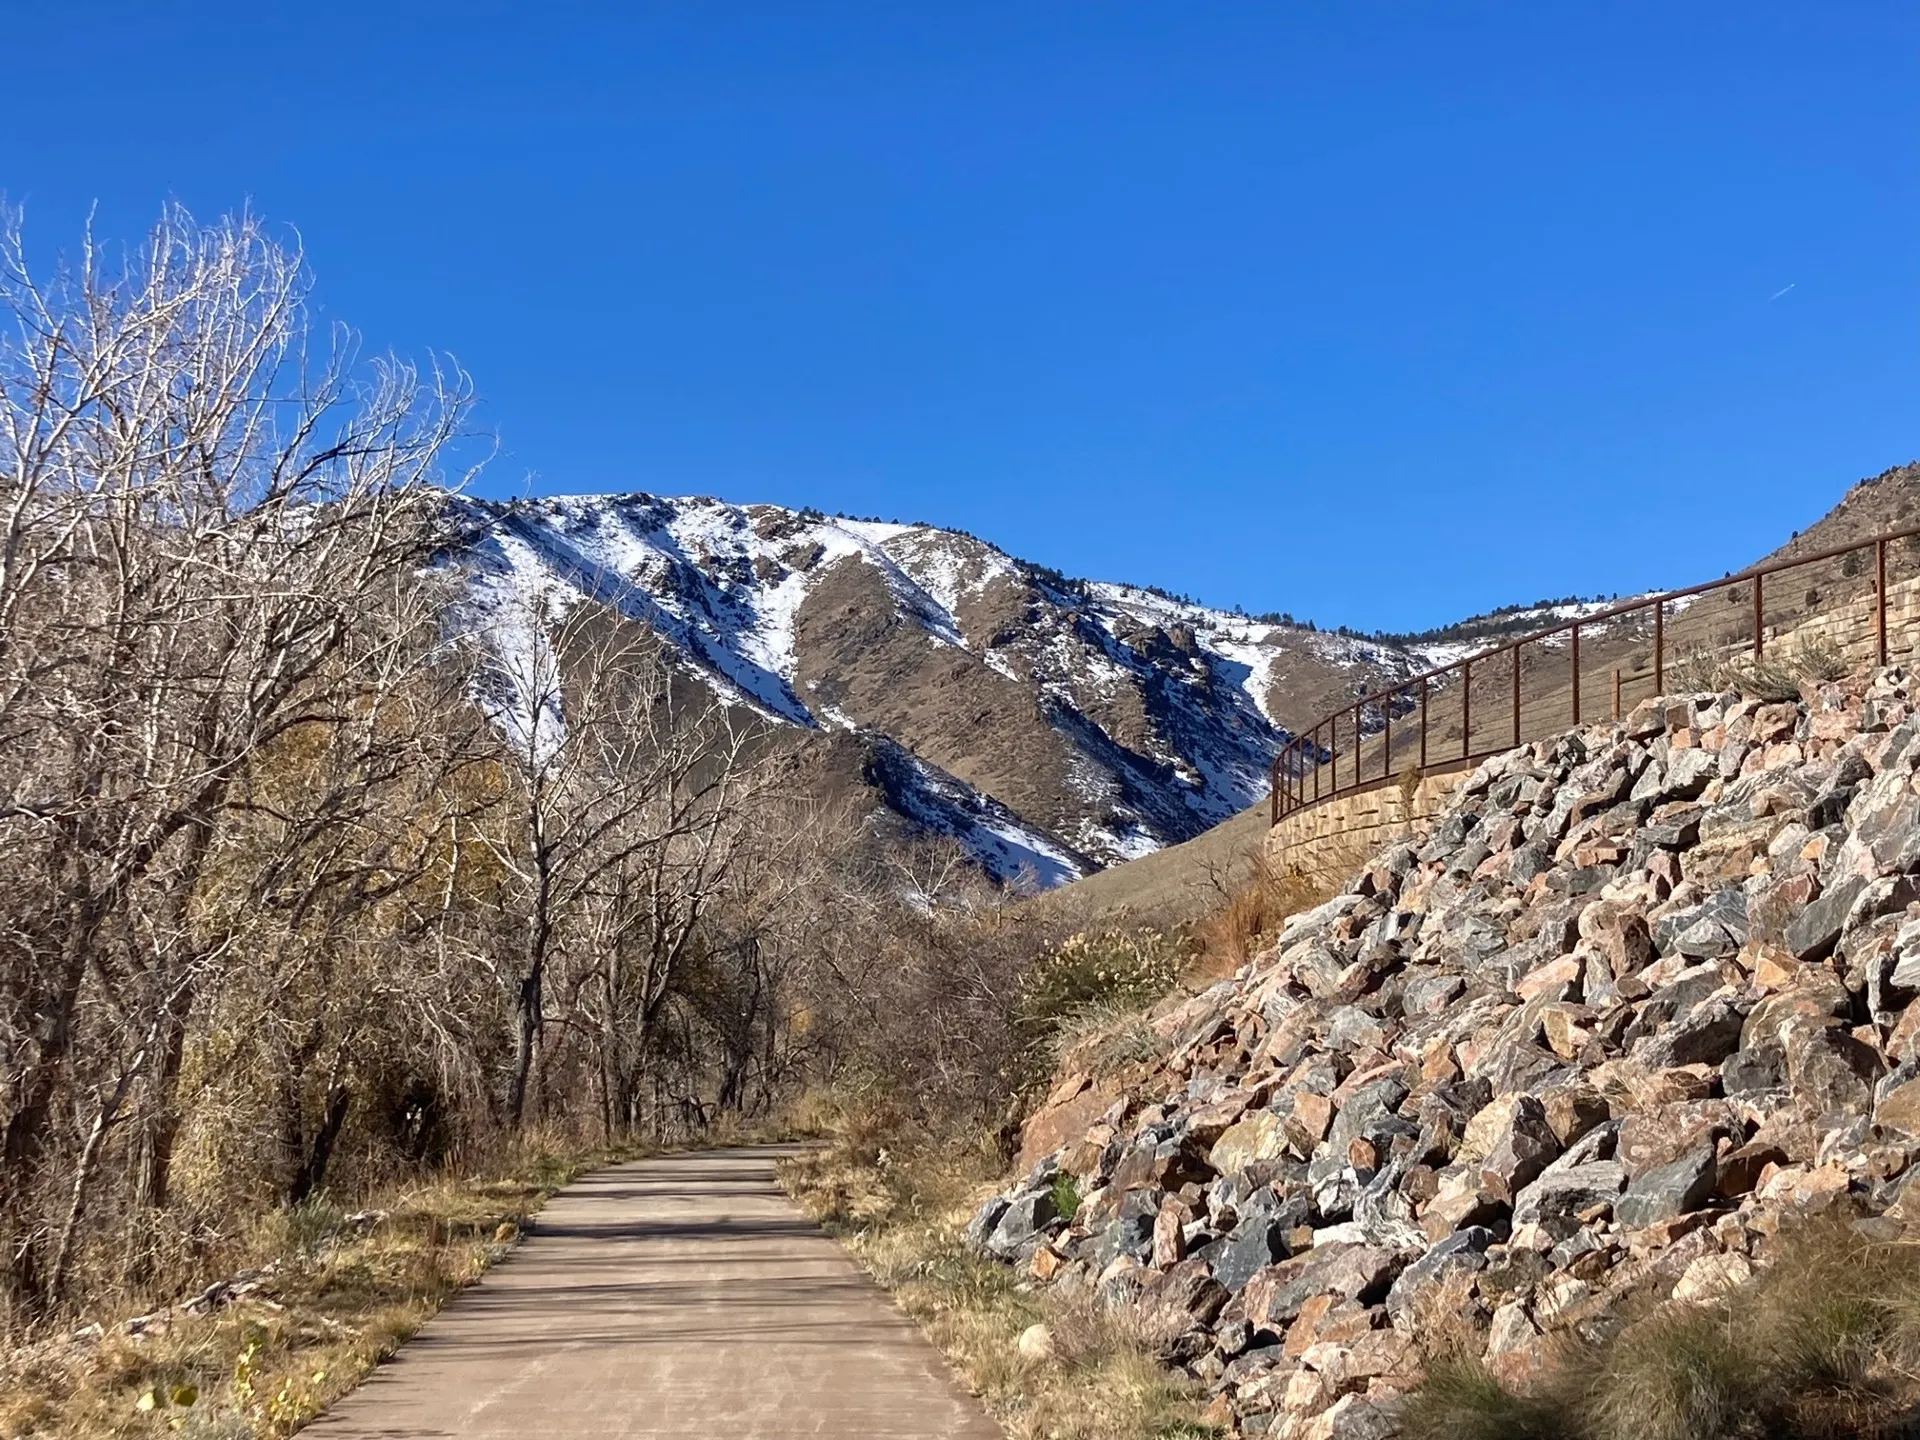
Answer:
[{"xmin": 1263, "ymin": 768, "xmax": 1471, "ymax": 886}]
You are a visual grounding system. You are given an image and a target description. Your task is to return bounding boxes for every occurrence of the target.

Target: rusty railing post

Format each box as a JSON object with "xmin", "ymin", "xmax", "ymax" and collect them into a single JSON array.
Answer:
[
  {"xmin": 1612, "ymin": 666, "xmax": 1622, "ymax": 720},
  {"xmin": 1511, "ymin": 645, "xmax": 1521, "ymax": 748},
  {"xmin": 1654, "ymin": 600, "xmax": 1664, "ymax": 695},
  {"xmin": 1461, "ymin": 658, "xmax": 1472, "ymax": 760},
  {"xmin": 1879, "ymin": 539, "xmax": 1890, "ymax": 666},
  {"xmin": 1419, "ymin": 675, "xmax": 1429, "ymax": 769},
  {"xmin": 1570, "ymin": 624, "xmax": 1580, "ymax": 725},
  {"xmin": 1351, "ymin": 703, "xmax": 1362, "ymax": 795},
  {"xmin": 1383, "ymin": 689, "xmax": 1392, "ymax": 781},
  {"xmin": 1753, "ymin": 571, "xmax": 1764, "ymax": 657}
]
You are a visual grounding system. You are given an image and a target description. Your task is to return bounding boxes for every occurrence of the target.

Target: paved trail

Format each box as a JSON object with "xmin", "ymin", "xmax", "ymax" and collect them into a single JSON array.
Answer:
[{"xmin": 307, "ymin": 1146, "xmax": 1002, "ymax": 1439}]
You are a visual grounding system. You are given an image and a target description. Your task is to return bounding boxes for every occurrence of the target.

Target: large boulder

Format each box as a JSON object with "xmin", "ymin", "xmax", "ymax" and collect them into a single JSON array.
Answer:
[
  {"xmin": 1235, "ymin": 1243, "xmax": 1405, "ymax": 1333},
  {"xmin": 1616, "ymin": 1144, "xmax": 1717, "ymax": 1231},
  {"xmin": 1475, "ymin": 1096, "xmax": 1563, "ymax": 1202},
  {"xmin": 986, "ymin": 1189, "xmax": 1059, "ymax": 1258}
]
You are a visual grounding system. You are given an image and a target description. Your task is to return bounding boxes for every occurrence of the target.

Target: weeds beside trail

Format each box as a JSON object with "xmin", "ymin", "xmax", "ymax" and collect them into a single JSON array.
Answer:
[
  {"xmin": 0, "ymin": 1140, "xmax": 639, "ymax": 1440},
  {"xmin": 771, "ymin": 859, "xmax": 1341, "ymax": 1440},
  {"xmin": 1400, "ymin": 1216, "xmax": 1920, "ymax": 1440},
  {"xmin": 778, "ymin": 1111, "xmax": 1218, "ymax": 1440}
]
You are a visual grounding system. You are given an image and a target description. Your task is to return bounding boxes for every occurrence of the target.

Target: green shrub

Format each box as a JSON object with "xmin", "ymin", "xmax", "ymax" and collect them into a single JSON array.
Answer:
[
  {"xmin": 1050, "ymin": 1174, "xmax": 1082, "ymax": 1224},
  {"xmin": 1018, "ymin": 929, "xmax": 1188, "ymax": 1039}
]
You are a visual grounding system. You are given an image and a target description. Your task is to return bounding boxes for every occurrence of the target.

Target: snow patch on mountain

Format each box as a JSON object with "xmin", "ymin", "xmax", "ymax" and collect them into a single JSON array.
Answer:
[
  {"xmin": 860, "ymin": 736, "xmax": 1088, "ymax": 889},
  {"xmin": 449, "ymin": 490, "xmax": 1446, "ymax": 885}
]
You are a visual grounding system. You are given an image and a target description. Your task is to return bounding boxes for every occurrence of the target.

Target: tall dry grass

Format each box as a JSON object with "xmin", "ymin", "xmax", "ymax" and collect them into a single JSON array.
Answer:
[{"xmin": 1399, "ymin": 1216, "xmax": 1920, "ymax": 1440}]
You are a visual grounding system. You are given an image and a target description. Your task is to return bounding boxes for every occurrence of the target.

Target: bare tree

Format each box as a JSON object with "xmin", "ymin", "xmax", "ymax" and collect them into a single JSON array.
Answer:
[
  {"xmin": 0, "ymin": 199, "xmax": 1076, "ymax": 1334},
  {"xmin": 0, "ymin": 202, "xmax": 477, "ymax": 1316},
  {"xmin": 471, "ymin": 591, "xmax": 764, "ymax": 1131}
]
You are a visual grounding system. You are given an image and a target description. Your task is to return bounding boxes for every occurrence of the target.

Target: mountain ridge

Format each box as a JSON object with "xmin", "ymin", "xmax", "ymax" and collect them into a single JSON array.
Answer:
[{"xmin": 453, "ymin": 491, "xmax": 1455, "ymax": 883}]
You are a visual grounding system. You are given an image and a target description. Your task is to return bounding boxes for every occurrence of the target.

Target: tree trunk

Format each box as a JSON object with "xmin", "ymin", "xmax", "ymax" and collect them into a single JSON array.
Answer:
[
  {"xmin": 134, "ymin": 991, "xmax": 191, "ymax": 1211},
  {"xmin": 47, "ymin": 1048, "xmax": 147, "ymax": 1307},
  {"xmin": 506, "ymin": 959, "xmax": 543, "ymax": 1127},
  {"xmin": 0, "ymin": 878, "xmax": 104, "ymax": 1315},
  {"xmin": 289, "ymin": 1083, "xmax": 352, "ymax": 1205}
]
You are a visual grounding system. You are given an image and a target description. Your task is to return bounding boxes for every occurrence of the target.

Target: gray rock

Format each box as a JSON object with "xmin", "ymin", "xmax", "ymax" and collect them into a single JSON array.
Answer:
[
  {"xmin": 1510, "ymin": 841, "xmax": 1554, "ymax": 884},
  {"xmin": 1662, "ymin": 747, "xmax": 1719, "ymax": 801},
  {"xmin": 1636, "ymin": 995, "xmax": 1748, "ymax": 1069},
  {"xmin": 987, "ymin": 1189, "xmax": 1059, "ymax": 1257},
  {"xmin": 1853, "ymin": 774, "xmax": 1920, "ymax": 874},
  {"xmin": 1403, "ymin": 974, "xmax": 1465, "ymax": 1017},
  {"xmin": 1616, "ymin": 1144, "xmax": 1717, "ymax": 1231},
  {"xmin": 1722, "ymin": 1041, "xmax": 1786, "ymax": 1093},
  {"xmin": 1788, "ymin": 875, "xmax": 1870, "ymax": 961},
  {"xmin": 1093, "ymin": 1192, "xmax": 1158, "ymax": 1265},
  {"xmin": 1385, "ymin": 1225, "xmax": 1495, "ymax": 1330},
  {"xmin": 1201, "ymin": 1217, "xmax": 1293, "ymax": 1293},
  {"xmin": 1654, "ymin": 888, "xmax": 1748, "ymax": 958},
  {"xmin": 1237, "ymin": 1242, "xmax": 1404, "ymax": 1329},
  {"xmin": 1513, "ymin": 1160, "xmax": 1627, "ymax": 1239},
  {"xmin": 1640, "ymin": 806, "xmax": 1703, "ymax": 850},
  {"xmin": 965, "ymin": 1197, "xmax": 1010, "ymax": 1254},
  {"xmin": 1328, "ymin": 1076, "xmax": 1412, "ymax": 1154}
]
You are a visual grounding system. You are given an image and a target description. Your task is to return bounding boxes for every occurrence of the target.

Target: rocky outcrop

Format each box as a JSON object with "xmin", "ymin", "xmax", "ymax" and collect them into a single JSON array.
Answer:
[
  {"xmin": 969, "ymin": 666, "xmax": 1920, "ymax": 1438},
  {"xmin": 459, "ymin": 492, "xmax": 1451, "ymax": 880}
]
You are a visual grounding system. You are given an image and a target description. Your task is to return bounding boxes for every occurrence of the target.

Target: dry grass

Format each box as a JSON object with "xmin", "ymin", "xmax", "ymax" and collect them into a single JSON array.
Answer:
[
  {"xmin": 1047, "ymin": 1000, "xmax": 1168, "ymax": 1079},
  {"xmin": 1400, "ymin": 1216, "xmax": 1920, "ymax": 1440},
  {"xmin": 1188, "ymin": 852, "xmax": 1341, "ymax": 980},
  {"xmin": 1662, "ymin": 636, "xmax": 1857, "ymax": 704},
  {"xmin": 1576, "ymin": 1306, "xmax": 1756, "ymax": 1440},
  {"xmin": 0, "ymin": 1140, "xmax": 639, "ymax": 1440},
  {"xmin": 778, "ymin": 1115, "xmax": 1218, "ymax": 1440},
  {"xmin": 1399, "ymin": 1352, "xmax": 1570, "ymax": 1440},
  {"xmin": 1187, "ymin": 859, "xmax": 1281, "ymax": 976}
]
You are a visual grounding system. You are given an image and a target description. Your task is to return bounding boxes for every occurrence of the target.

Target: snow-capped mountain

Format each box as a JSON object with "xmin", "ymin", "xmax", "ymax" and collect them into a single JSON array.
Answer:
[{"xmin": 454, "ymin": 492, "xmax": 1436, "ymax": 885}]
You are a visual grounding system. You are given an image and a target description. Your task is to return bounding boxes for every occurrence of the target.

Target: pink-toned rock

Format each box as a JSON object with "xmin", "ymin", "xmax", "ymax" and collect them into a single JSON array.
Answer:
[
  {"xmin": 1153, "ymin": 1196, "xmax": 1192, "ymax": 1269},
  {"xmin": 1019, "ymin": 1082, "xmax": 1119, "ymax": 1169},
  {"xmin": 1518, "ymin": 956, "xmax": 1583, "ymax": 1002}
]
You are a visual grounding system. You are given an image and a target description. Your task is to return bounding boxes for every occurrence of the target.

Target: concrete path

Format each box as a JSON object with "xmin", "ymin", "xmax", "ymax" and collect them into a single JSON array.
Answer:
[{"xmin": 307, "ymin": 1146, "xmax": 1003, "ymax": 1439}]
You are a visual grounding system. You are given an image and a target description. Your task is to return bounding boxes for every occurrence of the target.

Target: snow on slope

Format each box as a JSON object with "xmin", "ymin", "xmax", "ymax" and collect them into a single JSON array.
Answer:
[
  {"xmin": 859, "ymin": 734, "xmax": 1087, "ymax": 890},
  {"xmin": 458, "ymin": 493, "xmax": 1005, "ymax": 726},
  {"xmin": 450, "ymin": 491, "xmax": 1439, "ymax": 885},
  {"xmin": 1407, "ymin": 594, "xmax": 1694, "ymax": 670}
]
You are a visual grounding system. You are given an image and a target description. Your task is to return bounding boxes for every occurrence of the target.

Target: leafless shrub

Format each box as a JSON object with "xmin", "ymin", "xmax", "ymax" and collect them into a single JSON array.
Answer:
[
  {"xmin": 1660, "ymin": 637, "xmax": 1853, "ymax": 704},
  {"xmin": 0, "ymin": 204, "xmax": 882, "ymax": 1332}
]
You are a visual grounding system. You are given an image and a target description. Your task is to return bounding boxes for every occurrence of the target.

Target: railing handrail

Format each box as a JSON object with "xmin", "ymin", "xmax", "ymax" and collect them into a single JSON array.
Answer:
[{"xmin": 1269, "ymin": 519, "xmax": 1920, "ymax": 825}]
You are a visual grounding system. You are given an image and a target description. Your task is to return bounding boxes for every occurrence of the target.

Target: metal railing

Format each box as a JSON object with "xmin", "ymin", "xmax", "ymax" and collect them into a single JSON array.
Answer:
[{"xmin": 1269, "ymin": 522, "xmax": 1920, "ymax": 825}]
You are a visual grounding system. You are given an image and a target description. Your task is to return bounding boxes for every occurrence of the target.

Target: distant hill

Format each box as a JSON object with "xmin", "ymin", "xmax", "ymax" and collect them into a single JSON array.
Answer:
[
  {"xmin": 452, "ymin": 493, "xmax": 1442, "ymax": 883},
  {"xmin": 1763, "ymin": 459, "xmax": 1920, "ymax": 564}
]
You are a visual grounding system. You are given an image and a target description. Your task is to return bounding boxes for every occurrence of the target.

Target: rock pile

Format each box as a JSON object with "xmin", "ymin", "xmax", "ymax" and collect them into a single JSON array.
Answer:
[{"xmin": 969, "ymin": 668, "xmax": 1920, "ymax": 1438}]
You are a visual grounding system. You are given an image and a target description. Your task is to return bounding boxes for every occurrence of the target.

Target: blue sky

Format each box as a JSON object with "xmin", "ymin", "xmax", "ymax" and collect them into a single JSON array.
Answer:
[{"xmin": 3, "ymin": 3, "xmax": 1914, "ymax": 631}]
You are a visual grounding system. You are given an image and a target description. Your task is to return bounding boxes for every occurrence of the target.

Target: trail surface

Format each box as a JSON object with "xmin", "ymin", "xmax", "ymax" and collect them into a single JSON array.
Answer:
[{"xmin": 307, "ymin": 1145, "xmax": 1002, "ymax": 1439}]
